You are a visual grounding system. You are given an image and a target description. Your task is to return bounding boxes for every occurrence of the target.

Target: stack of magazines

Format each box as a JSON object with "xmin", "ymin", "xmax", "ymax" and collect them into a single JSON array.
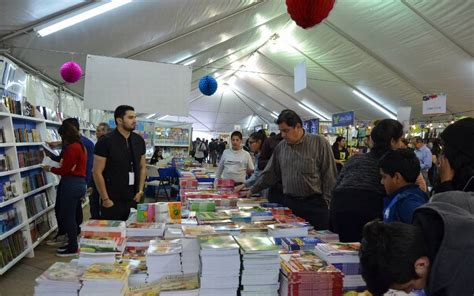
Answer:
[
  {"xmin": 146, "ymin": 239, "xmax": 183, "ymax": 283},
  {"xmin": 79, "ymin": 263, "xmax": 131, "ymax": 296}
]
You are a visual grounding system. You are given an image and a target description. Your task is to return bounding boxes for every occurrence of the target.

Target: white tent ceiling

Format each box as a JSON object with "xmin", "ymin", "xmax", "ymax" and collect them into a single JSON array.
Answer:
[{"xmin": 1, "ymin": 0, "xmax": 473, "ymax": 132}]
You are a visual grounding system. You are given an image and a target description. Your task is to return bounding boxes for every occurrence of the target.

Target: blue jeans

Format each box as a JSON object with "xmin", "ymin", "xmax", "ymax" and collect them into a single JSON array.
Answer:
[{"xmin": 57, "ymin": 176, "xmax": 86, "ymax": 250}]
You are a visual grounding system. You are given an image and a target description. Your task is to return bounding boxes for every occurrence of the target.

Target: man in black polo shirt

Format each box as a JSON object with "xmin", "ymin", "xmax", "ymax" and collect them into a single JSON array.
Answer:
[{"xmin": 93, "ymin": 105, "xmax": 146, "ymax": 221}]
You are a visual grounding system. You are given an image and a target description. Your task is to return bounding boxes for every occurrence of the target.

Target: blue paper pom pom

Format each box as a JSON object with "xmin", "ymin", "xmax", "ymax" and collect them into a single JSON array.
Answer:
[{"xmin": 199, "ymin": 75, "xmax": 218, "ymax": 96}]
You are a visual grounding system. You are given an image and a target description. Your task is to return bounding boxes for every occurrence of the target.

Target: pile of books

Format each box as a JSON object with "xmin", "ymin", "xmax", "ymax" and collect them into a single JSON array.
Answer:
[
  {"xmin": 158, "ymin": 273, "xmax": 200, "ymax": 296},
  {"xmin": 34, "ymin": 262, "xmax": 84, "ymax": 296},
  {"xmin": 121, "ymin": 236, "xmax": 152, "ymax": 285},
  {"xmin": 17, "ymin": 148, "xmax": 44, "ymax": 168},
  {"xmin": 280, "ymin": 251, "xmax": 344, "ymax": 296},
  {"xmin": 313, "ymin": 230, "xmax": 340, "ymax": 243},
  {"xmin": 79, "ymin": 220, "xmax": 126, "ymax": 266},
  {"xmin": 281, "ymin": 236, "xmax": 322, "ymax": 251},
  {"xmin": 80, "ymin": 263, "xmax": 131, "ymax": 296},
  {"xmin": 267, "ymin": 222, "xmax": 309, "ymax": 239},
  {"xmin": 126, "ymin": 222, "xmax": 165, "ymax": 237},
  {"xmin": 145, "ymin": 239, "xmax": 182, "ymax": 283},
  {"xmin": 314, "ymin": 243, "xmax": 366, "ymax": 291},
  {"xmin": 198, "ymin": 235, "xmax": 240, "ymax": 296},
  {"xmin": 181, "ymin": 225, "xmax": 216, "ymax": 273},
  {"xmin": 78, "ymin": 236, "xmax": 126, "ymax": 266},
  {"xmin": 196, "ymin": 211, "xmax": 231, "ymax": 225},
  {"xmin": 0, "ymin": 205, "xmax": 21, "ymax": 234},
  {"xmin": 235, "ymin": 236, "xmax": 280, "ymax": 296}
]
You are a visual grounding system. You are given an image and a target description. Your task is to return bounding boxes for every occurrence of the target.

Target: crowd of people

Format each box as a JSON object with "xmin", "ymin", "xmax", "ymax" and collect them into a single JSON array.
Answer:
[{"xmin": 41, "ymin": 103, "xmax": 473, "ymax": 295}]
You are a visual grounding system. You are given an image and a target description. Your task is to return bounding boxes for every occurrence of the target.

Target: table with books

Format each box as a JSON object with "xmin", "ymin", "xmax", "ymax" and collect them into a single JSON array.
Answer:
[{"xmin": 34, "ymin": 180, "xmax": 369, "ymax": 296}]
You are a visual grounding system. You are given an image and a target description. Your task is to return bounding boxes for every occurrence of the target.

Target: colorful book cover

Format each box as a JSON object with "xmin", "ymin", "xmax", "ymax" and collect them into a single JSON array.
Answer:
[
  {"xmin": 159, "ymin": 273, "xmax": 199, "ymax": 291},
  {"xmin": 81, "ymin": 263, "xmax": 130, "ymax": 281},
  {"xmin": 37, "ymin": 262, "xmax": 85, "ymax": 282},
  {"xmin": 196, "ymin": 211, "xmax": 230, "ymax": 221},
  {"xmin": 182, "ymin": 225, "xmax": 216, "ymax": 237}
]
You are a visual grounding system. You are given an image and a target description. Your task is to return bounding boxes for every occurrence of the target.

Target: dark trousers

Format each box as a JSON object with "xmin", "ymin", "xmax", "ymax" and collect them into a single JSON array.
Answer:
[
  {"xmin": 58, "ymin": 176, "xmax": 86, "ymax": 250},
  {"xmin": 55, "ymin": 181, "xmax": 84, "ymax": 236},
  {"xmin": 101, "ymin": 199, "xmax": 137, "ymax": 221},
  {"xmin": 282, "ymin": 193, "xmax": 329, "ymax": 230},
  {"xmin": 89, "ymin": 182, "xmax": 101, "ymax": 219},
  {"xmin": 329, "ymin": 189, "xmax": 383, "ymax": 242},
  {"xmin": 267, "ymin": 184, "xmax": 284, "ymax": 205}
]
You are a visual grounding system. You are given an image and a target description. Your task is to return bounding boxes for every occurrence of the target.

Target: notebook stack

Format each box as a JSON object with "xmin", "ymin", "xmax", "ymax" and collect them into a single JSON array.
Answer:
[
  {"xmin": 234, "ymin": 236, "xmax": 280, "ymax": 296},
  {"xmin": 34, "ymin": 262, "xmax": 84, "ymax": 296},
  {"xmin": 80, "ymin": 263, "xmax": 131, "ymax": 296},
  {"xmin": 280, "ymin": 251, "xmax": 344, "ymax": 296},
  {"xmin": 181, "ymin": 225, "xmax": 216, "ymax": 273},
  {"xmin": 314, "ymin": 243, "xmax": 366, "ymax": 291},
  {"xmin": 198, "ymin": 235, "xmax": 240, "ymax": 296},
  {"xmin": 145, "ymin": 239, "xmax": 183, "ymax": 283}
]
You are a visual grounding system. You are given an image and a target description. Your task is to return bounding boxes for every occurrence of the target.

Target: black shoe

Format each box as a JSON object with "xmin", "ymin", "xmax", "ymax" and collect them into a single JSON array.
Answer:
[
  {"xmin": 56, "ymin": 244, "xmax": 69, "ymax": 252},
  {"xmin": 56, "ymin": 248, "xmax": 78, "ymax": 257}
]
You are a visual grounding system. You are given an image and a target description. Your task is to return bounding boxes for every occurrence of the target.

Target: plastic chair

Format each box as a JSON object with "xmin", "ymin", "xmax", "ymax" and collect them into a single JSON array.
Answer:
[
  {"xmin": 157, "ymin": 167, "xmax": 178, "ymax": 200},
  {"xmin": 145, "ymin": 164, "xmax": 161, "ymax": 201}
]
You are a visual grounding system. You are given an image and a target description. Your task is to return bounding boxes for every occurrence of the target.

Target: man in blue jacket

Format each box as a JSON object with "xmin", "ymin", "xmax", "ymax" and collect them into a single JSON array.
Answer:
[{"xmin": 379, "ymin": 149, "xmax": 428, "ymax": 223}]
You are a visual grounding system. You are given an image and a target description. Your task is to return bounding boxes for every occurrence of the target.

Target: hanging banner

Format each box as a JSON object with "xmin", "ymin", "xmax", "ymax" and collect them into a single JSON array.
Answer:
[
  {"xmin": 332, "ymin": 111, "xmax": 354, "ymax": 127},
  {"xmin": 422, "ymin": 93, "xmax": 446, "ymax": 115},
  {"xmin": 303, "ymin": 118, "xmax": 319, "ymax": 134},
  {"xmin": 397, "ymin": 106, "xmax": 412, "ymax": 133},
  {"xmin": 294, "ymin": 60, "xmax": 307, "ymax": 93}
]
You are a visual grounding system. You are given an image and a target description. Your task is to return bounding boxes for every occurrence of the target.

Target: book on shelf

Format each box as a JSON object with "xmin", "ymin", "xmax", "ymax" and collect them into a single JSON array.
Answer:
[
  {"xmin": 0, "ymin": 205, "xmax": 21, "ymax": 234},
  {"xmin": 0, "ymin": 128, "xmax": 5, "ymax": 143},
  {"xmin": 2, "ymin": 96, "xmax": 23, "ymax": 115},
  {"xmin": 1, "ymin": 178, "xmax": 20, "ymax": 203},
  {"xmin": 0, "ymin": 154, "xmax": 13, "ymax": 172},
  {"xmin": 0, "ymin": 231, "xmax": 27, "ymax": 269}
]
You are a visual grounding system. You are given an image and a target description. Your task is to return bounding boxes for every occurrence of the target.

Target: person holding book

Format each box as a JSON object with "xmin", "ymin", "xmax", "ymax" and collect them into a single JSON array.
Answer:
[
  {"xmin": 215, "ymin": 131, "xmax": 254, "ymax": 184},
  {"xmin": 359, "ymin": 191, "xmax": 474, "ymax": 296},
  {"xmin": 43, "ymin": 122, "xmax": 87, "ymax": 256},
  {"xmin": 379, "ymin": 149, "xmax": 428, "ymax": 224},
  {"xmin": 45, "ymin": 118, "xmax": 94, "ymax": 246},
  {"xmin": 93, "ymin": 105, "xmax": 146, "ymax": 221},
  {"xmin": 247, "ymin": 110, "xmax": 337, "ymax": 229}
]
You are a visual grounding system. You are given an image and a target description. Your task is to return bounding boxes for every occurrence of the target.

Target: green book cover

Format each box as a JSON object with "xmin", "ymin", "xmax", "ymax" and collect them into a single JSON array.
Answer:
[
  {"xmin": 196, "ymin": 211, "xmax": 230, "ymax": 221},
  {"xmin": 198, "ymin": 235, "xmax": 239, "ymax": 250},
  {"xmin": 234, "ymin": 236, "xmax": 279, "ymax": 253}
]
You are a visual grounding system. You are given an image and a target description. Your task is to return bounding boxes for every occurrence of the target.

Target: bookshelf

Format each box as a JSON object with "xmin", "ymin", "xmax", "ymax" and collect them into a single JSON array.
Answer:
[{"xmin": 0, "ymin": 112, "xmax": 60, "ymax": 275}]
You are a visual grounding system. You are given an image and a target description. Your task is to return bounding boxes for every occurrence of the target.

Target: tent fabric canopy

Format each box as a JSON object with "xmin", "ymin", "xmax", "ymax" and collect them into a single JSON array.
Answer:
[{"xmin": 1, "ymin": 0, "xmax": 472, "ymax": 132}]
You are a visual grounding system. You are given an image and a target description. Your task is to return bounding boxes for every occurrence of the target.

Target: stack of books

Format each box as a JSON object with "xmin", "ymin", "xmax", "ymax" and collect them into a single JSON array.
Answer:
[
  {"xmin": 198, "ymin": 235, "xmax": 240, "ymax": 296},
  {"xmin": 313, "ymin": 230, "xmax": 340, "ymax": 243},
  {"xmin": 145, "ymin": 239, "xmax": 182, "ymax": 283},
  {"xmin": 314, "ymin": 243, "xmax": 366, "ymax": 291},
  {"xmin": 122, "ymin": 236, "xmax": 151, "ymax": 285},
  {"xmin": 267, "ymin": 223, "xmax": 309, "ymax": 239},
  {"xmin": 79, "ymin": 220, "xmax": 127, "ymax": 266},
  {"xmin": 196, "ymin": 211, "xmax": 231, "ymax": 225},
  {"xmin": 281, "ymin": 236, "xmax": 322, "ymax": 251},
  {"xmin": 280, "ymin": 251, "xmax": 344, "ymax": 296},
  {"xmin": 80, "ymin": 263, "xmax": 131, "ymax": 296},
  {"xmin": 126, "ymin": 222, "xmax": 165, "ymax": 237},
  {"xmin": 81, "ymin": 220, "xmax": 126, "ymax": 238},
  {"xmin": 158, "ymin": 273, "xmax": 200, "ymax": 296},
  {"xmin": 78, "ymin": 237, "xmax": 126, "ymax": 266},
  {"xmin": 181, "ymin": 225, "xmax": 216, "ymax": 273},
  {"xmin": 34, "ymin": 262, "xmax": 84, "ymax": 296},
  {"xmin": 234, "ymin": 236, "xmax": 280, "ymax": 296}
]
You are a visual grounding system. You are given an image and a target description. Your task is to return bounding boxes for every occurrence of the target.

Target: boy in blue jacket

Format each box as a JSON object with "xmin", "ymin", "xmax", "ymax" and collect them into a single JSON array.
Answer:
[{"xmin": 379, "ymin": 149, "xmax": 428, "ymax": 223}]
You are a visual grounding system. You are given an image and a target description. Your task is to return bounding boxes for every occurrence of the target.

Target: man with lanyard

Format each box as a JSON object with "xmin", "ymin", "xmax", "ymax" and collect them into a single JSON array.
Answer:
[
  {"xmin": 93, "ymin": 105, "xmax": 146, "ymax": 221},
  {"xmin": 247, "ymin": 109, "xmax": 337, "ymax": 229}
]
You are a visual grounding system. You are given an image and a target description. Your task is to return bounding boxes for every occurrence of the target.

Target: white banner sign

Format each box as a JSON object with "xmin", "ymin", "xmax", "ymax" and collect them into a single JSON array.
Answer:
[
  {"xmin": 422, "ymin": 93, "xmax": 446, "ymax": 115},
  {"xmin": 397, "ymin": 106, "xmax": 412, "ymax": 132},
  {"xmin": 294, "ymin": 60, "xmax": 307, "ymax": 93}
]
